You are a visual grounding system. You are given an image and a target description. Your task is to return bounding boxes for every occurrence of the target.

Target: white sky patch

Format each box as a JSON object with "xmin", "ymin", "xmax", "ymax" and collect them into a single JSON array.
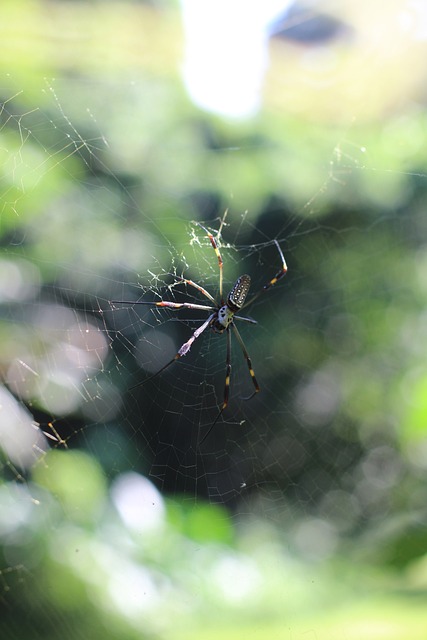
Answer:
[{"xmin": 180, "ymin": 0, "xmax": 293, "ymax": 118}]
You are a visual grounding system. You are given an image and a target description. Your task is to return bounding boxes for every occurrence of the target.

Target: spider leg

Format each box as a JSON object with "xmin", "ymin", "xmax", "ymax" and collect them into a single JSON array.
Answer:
[
  {"xmin": 165, "ymin": 273, "xmax": 217, "ymax": 305},
  {"xmin": 130, "ymin": 312, "xmax": 216, "ymax": 390},
  {"xmin": 231, "ymin": 323, "xmax": 260, "ymax": 400},
  {"xmin": 242, "ymin": 240, "xmax": 288, "ymax": 309},
  {"xmin": 111, "ymin": 300, "xmax": 215, "ymax": 312},
  {"xmin": 234, "ymin": 314, "xmax": 257, "ymax": 325},
  {"xmin": 223, "ymin": 325, "xmax": 232, "ymax": 410},
  {"xmin": 198, "ymin": 325, "xmax": 232, "ymax": 447},
  {"xmin": 194, "ymin": 221, "xmax": 224, "ymax": 303}
]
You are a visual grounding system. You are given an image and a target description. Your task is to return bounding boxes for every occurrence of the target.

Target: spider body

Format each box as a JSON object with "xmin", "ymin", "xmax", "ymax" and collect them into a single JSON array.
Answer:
[
  {"xmin": 112, "ymin": 220, "xmax": 287, "ymax": 444},
  {"xmin": 212, "ymin": 274, "xmax": 251, "ymax": 333}
]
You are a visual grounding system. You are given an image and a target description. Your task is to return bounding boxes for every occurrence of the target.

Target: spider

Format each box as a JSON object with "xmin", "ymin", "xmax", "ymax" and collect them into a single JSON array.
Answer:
[{"xmin": 112, "ymin": 220, "xmax": 288, "ymax": 444}]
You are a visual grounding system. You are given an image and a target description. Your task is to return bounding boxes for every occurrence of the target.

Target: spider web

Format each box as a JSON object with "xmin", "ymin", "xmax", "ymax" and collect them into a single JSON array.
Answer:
[
  {"xmin": 0, "ymin": 75, "xmax": 417, "ymax": 502},
  {"xmin": 1, "ymin": 72, "xmax": 412, "ymax": 515},
  {"xmin": 0, "ymin": 72, "xmax": 350, "ymax": 531},
  {"xmin": 1, "ymin": 2, "xmax": 427, "ymax": 636},
  {"xmin": 107, "ymin": 214, "xmax": 300, "ymax": 503},
  {"xmin": 0, "ymin": 78, "xmax": 331, "ymax": 504}
]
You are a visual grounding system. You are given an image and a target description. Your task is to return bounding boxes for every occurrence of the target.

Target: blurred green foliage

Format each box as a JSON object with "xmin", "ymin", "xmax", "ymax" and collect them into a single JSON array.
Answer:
[{"xmin": 2, "ymin": 451, "xmax": 427, "ymax": 640}]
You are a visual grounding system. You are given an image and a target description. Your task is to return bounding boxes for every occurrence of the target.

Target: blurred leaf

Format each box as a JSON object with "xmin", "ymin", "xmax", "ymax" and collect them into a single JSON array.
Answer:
[
  {"xmin": 167, "ymin": 499, "xmax": 234, "ymax": 544},
  {"xmin": 32, "ymin": 450, "xmax": 107, "ymax": 523},
  {"xmin": 402, "ymin": 374, "xmax": 427, "ymax": 442}
]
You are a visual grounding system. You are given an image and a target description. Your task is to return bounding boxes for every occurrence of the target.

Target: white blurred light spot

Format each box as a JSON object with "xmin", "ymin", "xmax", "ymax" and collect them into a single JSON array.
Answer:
[
  {"xmin": 7, "ymin": 303, "xmax": 109, "ymax": 415},
  {"xmin": 180, "ymin": 0, "xmax": 292, "ymax": 118},
  {"xmin": 36, "ymin": 376, "xmax": 83, "ymax": 415},
  {"xmin": 400, "ymin": 1, "xmax": 427, "ymax": 40},
  {"xmin": 64, "ymin": 532, "xmax": 164, "ymax": 621},
  {"xmin": 111, "ymin": 472, "xmax": 165, "ymax": 533},
  {"xmin": 212, "ymin": 554, "xmax": 261, "ymax": 602},
  {"xmin": 0, "ymin": 386, "xmax": 47, "ymax": 469},
  {"xmin": 0, "ymin": 258, "xmax": 41, "ymax": 302},
  {"xmin": 0, "ymin": 484, "xmax": 34, "ymax": 536},
  {"xmin": 107, "ymin": 561, "xmax": 162, "ymax": 617}
]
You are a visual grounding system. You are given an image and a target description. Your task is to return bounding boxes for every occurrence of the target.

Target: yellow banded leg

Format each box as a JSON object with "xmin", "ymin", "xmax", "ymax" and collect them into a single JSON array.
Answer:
[
  {"xmin": 195, "ymin": 221, "xmax": 224, "ymax": 302},
  {"xmin": 231, "ymin": 323, "xmax": 260, "ymax": 399}
]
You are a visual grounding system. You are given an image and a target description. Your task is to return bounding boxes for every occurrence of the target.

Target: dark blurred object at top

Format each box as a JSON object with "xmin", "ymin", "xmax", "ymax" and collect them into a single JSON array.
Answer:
[{"xmin": 269, "ymin": 3, "xmax": 353, "ymax": 45}]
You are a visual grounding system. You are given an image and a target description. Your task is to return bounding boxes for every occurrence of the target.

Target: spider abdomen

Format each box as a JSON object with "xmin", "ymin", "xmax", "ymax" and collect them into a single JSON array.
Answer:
[{"xmin": 227, "ymin": 274, "xmax": 251, "ymax": 311}]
